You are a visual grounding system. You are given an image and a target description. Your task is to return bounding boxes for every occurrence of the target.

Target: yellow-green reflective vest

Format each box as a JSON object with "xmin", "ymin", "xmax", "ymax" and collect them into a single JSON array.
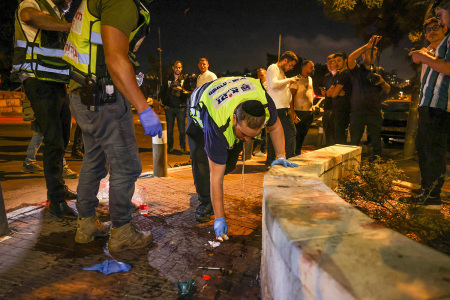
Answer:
[
  {"xmin": 11, "ymin": 0, "xmax": 71, "ymax": 83},
  {"xmin": 189, "ymin": 77, "xmax": 270, "ymax": 148},
  {"xmin": 62, "ymin": 0, "xmax": 150, "ymax": 78}
]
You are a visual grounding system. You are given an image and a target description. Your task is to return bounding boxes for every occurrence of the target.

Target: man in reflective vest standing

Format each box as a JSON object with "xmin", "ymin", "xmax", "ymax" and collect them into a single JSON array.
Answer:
[
  {"xmin": 12, "ymin": 0, "xmax": 77, "ymax": 219},
  {"xmin": 63, "ymin": 0, "xmax": 162, "ymax": 252},
  {"xmin": 187, "ymin": 77, "xmax": 298, "ymax": 239}
]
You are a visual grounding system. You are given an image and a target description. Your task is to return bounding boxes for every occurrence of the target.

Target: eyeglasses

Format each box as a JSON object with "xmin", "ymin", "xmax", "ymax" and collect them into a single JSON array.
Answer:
[{"xmin": 424, "ymin": 25, "xmax": 442, "ymax": 33}]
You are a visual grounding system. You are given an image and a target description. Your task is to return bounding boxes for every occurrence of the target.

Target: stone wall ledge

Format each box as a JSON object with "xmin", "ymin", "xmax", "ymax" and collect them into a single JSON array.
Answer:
[{"xmin": 261, "ymin": 145, "xmax": 450, "ymax": 300}]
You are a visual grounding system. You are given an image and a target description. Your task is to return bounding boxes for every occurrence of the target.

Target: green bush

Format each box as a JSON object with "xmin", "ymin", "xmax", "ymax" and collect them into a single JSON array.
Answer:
[{"xmin": 336, "ymin": 157, "xmax": 450, "ymax": 254}]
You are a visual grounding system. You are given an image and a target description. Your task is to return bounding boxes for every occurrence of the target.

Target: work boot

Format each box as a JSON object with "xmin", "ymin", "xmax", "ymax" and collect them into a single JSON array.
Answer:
[
  {"xmin": 63, "ymin": 165, "xmax": 78, "ymax": 179},
  {"xmin": 108, "ymin": 222, "xmax": 153, "ymax": 252},
  {"xmin": 64, "ymin": 185, "xmax": 77, "ymax": 200},
  {"xmin": 22, "ymin": 161, "xmax": 44, "ymax": 174},
  {"xmin": 195, "ymin": 201, "xmax": 214, "ymax": 223},
  {"xmin": 48, "ymin": 201, "xmax": 78, "ymax": 219},
  {"xmin": 75, "ymin": 215, "xmax": 111, "ymax": 243}
]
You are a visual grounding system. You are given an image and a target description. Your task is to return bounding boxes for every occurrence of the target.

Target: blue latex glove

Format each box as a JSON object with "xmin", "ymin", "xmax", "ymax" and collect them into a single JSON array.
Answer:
[
  {"xmin": 138, "ymin": 107, "xmax": 162, "ymax": 138},
  {"xmin": 270, "ymin": 156, "xmax": 299, "ymax": 168},
  {"xmin": 214, "ymin": 217, "xmax": 228, "ymax": 237},
  {"xmin": 83, "ymin": 260, "xmax": 131, "ymax": 275}
]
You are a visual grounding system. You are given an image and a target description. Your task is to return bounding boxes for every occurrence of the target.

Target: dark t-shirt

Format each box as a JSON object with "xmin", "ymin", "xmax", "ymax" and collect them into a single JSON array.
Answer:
[
  {"xmin": 333, "ymin": 69, "xmax": 352, "ymax": 112},
  {"xmin": 323, "ymin": 73, "xmax": 337, "ymax": 110},
  {"xmin": 195, "ymin": 79, "xmax": 278, "ymax": 165},
  {"xmin": 349, "ymin": 64, "xmax": 384, "ymax": 114}
]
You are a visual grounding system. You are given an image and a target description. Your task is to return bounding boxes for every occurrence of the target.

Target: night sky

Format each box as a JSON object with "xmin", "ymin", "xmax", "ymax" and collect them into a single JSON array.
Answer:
[{"xmin": 136, "ymin": 0, "xmax": 415, "ymax": 79}]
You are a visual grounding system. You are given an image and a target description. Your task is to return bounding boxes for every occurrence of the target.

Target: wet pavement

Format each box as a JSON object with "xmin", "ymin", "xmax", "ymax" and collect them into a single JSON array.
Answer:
[{"xmin": 1, "ymin": 159, "xmax": 267, "ymax": 299}]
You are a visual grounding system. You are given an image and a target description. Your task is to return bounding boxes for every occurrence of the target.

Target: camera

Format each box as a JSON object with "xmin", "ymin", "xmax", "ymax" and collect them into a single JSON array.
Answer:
[{"xmin": 367, "ymin": 71, "xmax": 381, "ymax": 85}]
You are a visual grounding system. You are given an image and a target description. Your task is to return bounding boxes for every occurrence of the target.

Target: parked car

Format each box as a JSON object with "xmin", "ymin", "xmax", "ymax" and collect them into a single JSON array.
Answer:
[{"xmin": 381, "ymin": 95, "xmax": 411, "ymax": 144}]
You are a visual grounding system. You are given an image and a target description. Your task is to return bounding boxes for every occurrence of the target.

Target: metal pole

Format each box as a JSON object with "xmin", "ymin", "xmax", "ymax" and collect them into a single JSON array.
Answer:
[
  {"xmin": 278, "ymin": 35, "xmax": 281, "ymax": 61},
  {"xmin": 0, "ymin": 182, "xmax": 10, "ymax": 237},
  {"xmin": 152, "ymin": 121, "xmax": 168, "ymax": 177},
  {"xmin": 158, "ymin": 27, "xmax": 162, "ymax": 86}
]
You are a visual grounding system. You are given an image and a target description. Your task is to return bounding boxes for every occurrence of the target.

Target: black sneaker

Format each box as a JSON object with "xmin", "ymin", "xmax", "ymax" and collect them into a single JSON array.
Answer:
[
  {"xmin": 195, "ymin": 202, "xmax": 214, "ymax": 223},
  {"xmin": 168, "ymin": 148, "xmax": 174, "ymax": 154},
  {"xmin": 400, "ymin": 194, "xmax": 442, "ymax": 205},
  {"xmin": 48, "ymin": 201, "xmax": 78, "ymax": 219},
  {"xmin": 181, "ymin": 148, "xmax": 190, "ymax": 155},
  {"xmin": 64, "ymin": 185, "xmax": 77, "ymax": 200},
  {"xmin": 22, "ymin": 162, "xmax": 44, "ymax": 174}
]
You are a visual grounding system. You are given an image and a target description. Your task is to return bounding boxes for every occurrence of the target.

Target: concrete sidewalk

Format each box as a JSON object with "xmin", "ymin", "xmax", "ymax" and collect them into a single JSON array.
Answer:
[{"xmin": 0, "ymin": 158, "xmax": 267, "ymax": 299}]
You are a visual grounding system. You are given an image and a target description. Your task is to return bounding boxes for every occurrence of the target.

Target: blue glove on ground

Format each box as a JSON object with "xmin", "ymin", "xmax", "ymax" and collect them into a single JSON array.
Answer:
[
  {"xmin": 138, "ymin": 107, "xmax": 162, "ymax": 138},
  {"xmin": 270, "ymin": 156, "xmax": 299, "ymax": 168},
  {"xmin": 214, "ymin": 217, "xmax": 228, "ymax": 237},
  {"xmin": 83, "ymin": 260, "xmax": 131, "ymax": 275}
]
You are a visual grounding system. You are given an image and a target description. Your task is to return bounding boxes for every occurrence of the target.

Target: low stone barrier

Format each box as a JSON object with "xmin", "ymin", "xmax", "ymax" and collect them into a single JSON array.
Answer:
[
  {"xmin": 0, "ymin": 91, "xmax": 25, "ymax": 114},
  {"xmin": 261, "ymin": 145, "xmax": 450, "ymax": 300}
]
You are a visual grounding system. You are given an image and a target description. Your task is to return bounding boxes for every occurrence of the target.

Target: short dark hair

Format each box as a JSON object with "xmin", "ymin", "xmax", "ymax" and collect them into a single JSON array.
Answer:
[
  {"xmin": 234, "ymin": 101, "xmax": 266, "ymax": 130},
  {"xmin": 280, "ymin": 51, "xmax": 298, "ymax": 63},
  {"xmin": 198, "ymin": 58, "xmax": 209, "ymax": 63},
  {"xmin": 173, "ymin": 60, "xmax": 182, "ymax": 67},
  {"xmin": 257, "ymin": 68, "xmax": 266, "ymax": 73},
  {"xmin": 300, "ymin": 59, "xmax": 313, "ymax": 71},
  {"xmin": 333, "ymin": 51, "xmax": 347, "ymax": 60},
  {"xmin": 432, "ymin": 0, "xmax": 450, "ymax": 10},
  {"xmin": 424, "ymin": 17, "xmax": 439, "ymax": 29}
]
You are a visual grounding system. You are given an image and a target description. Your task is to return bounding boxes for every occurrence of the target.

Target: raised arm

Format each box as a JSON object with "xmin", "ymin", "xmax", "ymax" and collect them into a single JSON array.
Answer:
[{"xmin": 348, "ymin": 35, "xmax": 381, "ymax": 70}]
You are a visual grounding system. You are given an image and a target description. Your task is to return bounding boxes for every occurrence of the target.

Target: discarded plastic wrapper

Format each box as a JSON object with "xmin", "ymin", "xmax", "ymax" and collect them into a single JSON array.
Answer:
[
  {"xmin": 83, "ymin": 259, "xmax": 131, "ymax": 275},
  {"xmin": 177, "ymin": 279, "xmax": 195, "ymax": 296},
  {"xmin": 216, "ymin": 234, "xmax": 229, "ymax": 242},
  {"xmin": 96, "ymin": 176, "xmax": 148, "ymax": 213},
  {"xmin": 208, "ymin": 241, "xmax": 220, "ymax": 248}
]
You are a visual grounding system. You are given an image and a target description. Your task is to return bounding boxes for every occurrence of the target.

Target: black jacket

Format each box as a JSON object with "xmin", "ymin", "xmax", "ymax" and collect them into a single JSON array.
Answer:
[{"xmin": 159, "ymin": 74, "xmax": 190, "ymax": 108}]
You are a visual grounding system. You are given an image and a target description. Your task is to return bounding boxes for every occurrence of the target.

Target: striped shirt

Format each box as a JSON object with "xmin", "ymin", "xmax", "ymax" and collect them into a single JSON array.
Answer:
[{"xmin": 419, "ymin": 34, "xmax": 450, "ymax": 111}]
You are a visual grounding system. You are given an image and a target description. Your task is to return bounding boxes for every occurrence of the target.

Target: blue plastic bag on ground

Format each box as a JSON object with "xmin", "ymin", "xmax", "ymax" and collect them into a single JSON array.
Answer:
[{"xmin": 83, "ymin": 259, "xmax": 131, "ymax": 275}]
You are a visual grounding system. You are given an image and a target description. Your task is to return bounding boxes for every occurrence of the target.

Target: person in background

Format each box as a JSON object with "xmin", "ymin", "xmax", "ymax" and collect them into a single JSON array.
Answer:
[
  {"xmin": 322, "ymin": 54, "xmax": 337, "ymax": 146},
  {"xmin": 11, "ymin": 0, "xmax": 77, "ymax": 219},
  {"xmin": 253, "ymin": 68, "xmax": 268, "ymax": 157},
  {"xmin": 406, "ymin": 7, "xmax": 450, "ymax": 205},
  {"xmin": 159, "ymin": 61, "xmax": 190, "ymax": 154},
  {"xmin": 291, "ymin": 60, "xmax": 315, "ymax": 155},
  {"xmin": 347, "ymin": 36, "xmax": 391, "ymax": 159},
  {"xmin": 196, "ymin": 58, "xmax": 217, "ymax": 88},
  {"xmin": 328, "ymin": 52, "xmax": 352, "ymax": 144},
  {"xmin": 265, "ymin": 51, "xmax": 300, "ymax": 165}
]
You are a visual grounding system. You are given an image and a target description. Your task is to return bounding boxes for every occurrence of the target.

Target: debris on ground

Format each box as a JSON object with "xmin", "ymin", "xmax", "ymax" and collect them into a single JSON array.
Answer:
[{"xmin": 83, "ymin": 260, "xmax": 131, "ymax": 275}]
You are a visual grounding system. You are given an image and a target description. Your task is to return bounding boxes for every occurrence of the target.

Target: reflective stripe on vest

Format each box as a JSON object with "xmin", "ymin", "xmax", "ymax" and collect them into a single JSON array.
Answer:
[
  {"xmin": 190, "ymin": 77, "xmax": 270, "ymax": 148},
  {"xmin": 11, "ymin": 0, "xmax": 70, "ymax": 83},
  {"xmin": 63, "ymin": 0, "xmax": 150, "ymax": 78}
]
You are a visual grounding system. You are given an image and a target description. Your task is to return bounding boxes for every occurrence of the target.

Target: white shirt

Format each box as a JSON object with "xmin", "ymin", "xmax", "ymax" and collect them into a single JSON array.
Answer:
[
  {"xmin": 196, "ymin": 70, "xmax": 217, "ymax": 88},
  {"xmin": 291, "ymin": 75, "xmax": 314, "ymax": 111},
  {"xmin": 266, "ymin": 64, "xmax": 292, "ymax": 109},
  {"xmin": 17, "ymin": 0, "xmax": 61, "ymax": 81}
]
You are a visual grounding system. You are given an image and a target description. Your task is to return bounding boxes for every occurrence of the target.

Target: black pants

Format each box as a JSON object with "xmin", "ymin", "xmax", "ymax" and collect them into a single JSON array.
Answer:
[
  {"xmin": 294, "ymin": 110, "xmax": 314, "ymax": 155},
  {"xmin": 186, "ymin": 118, "xmax": 243, "ymax": 204},
  {"xmin": 350, "ymin": 112, "xmax": 383, "ymax": 157},
  {"xmin": 333, "ymin": 108, "xmax": 351, "ymax": 144},
  {"xmin": 23, "ymin": 78, "xmax": 71, "ymax": 203},
  {"xmin": 416, "ymin": 107, "xmax": 450, "ymax": 196},
  {"xmin": 322, "ymin": 109, "xmax": 334, "ymax": 146},
  {"xmin": 165, "ymin": 107, "xmax": 187, "ymax": 150},
  {"xmin": 267, "ymin": 108, "xmax": 296, "ymax": 165}
]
